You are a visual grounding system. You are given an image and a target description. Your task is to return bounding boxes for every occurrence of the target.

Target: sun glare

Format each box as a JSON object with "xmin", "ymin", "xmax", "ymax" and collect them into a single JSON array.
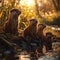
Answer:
[
  {"xmin": 20, "ymin": 0, "xmax": 35, "ymax": 6},
  {"xmin": 27, "ymin": 0, "xmax": 35, "ymax": 6}
]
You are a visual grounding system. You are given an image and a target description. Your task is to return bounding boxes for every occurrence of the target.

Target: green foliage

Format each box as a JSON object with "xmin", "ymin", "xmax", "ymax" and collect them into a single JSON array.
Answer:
[
  {"xmin": 19, "ymin": 23, "xmax": 26, "ymax": 30},
  {"xmin": 52, "ymin": 17, "xmax": 60, "ymax": 27},
  {"xmin": 44, "ymin": 17, "xmax": 60, "ymax": 27}
]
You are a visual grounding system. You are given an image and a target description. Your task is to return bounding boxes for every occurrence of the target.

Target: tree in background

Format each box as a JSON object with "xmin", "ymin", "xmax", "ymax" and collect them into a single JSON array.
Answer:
[
  {"xmin": 0, "ymin": 0, "xmax": 60, "ymax": 27},
  {"xmin": 52, "ymin": 0, "xmax": 60, "ymax": 11}
]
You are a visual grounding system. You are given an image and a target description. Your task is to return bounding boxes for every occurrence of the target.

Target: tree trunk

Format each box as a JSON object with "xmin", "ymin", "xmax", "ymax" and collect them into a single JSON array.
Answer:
[
  {"xmin": 52, "ymin": 0, "xmax": 60, "ymax": 11},
  {"xmin": 35, "ymin": 0, "xmax": 46, "ymax": 22}
]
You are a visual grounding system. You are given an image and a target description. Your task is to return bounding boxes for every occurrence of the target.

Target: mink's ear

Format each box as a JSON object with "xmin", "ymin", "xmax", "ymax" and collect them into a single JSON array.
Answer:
[
  {"xmin": 38, "ymin": 24, "xmax": 46, "ymax": 28},
  {"xmin": 30, "ymin": 19, "xmax": 37, "ymax": 24},
  {"xmin": 10, "ymin": 9, "xmax": 21, "ymax": 15}
]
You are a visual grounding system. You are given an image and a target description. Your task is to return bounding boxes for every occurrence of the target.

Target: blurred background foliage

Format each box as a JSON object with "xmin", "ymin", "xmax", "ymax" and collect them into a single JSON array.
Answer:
[{"xmin": 0, "ymin": 0, "xmax": 60, "ymax": 37}]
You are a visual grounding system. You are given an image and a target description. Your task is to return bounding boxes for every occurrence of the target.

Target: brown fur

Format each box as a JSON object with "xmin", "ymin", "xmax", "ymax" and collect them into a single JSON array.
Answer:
[
  {"xmin": 4, "ymin": 9, "xmax": 21, "ymax": 35},
  {"xmin": 0, "ymin": 27, "xmax": 3, "ymax": 32},
  {"xmin": 24, "ymin": 19, "xmax": 37, "ymax": 41},
  {"xmin": 36, "ymin": 24, "xmax": 46, "ymax": 39}
]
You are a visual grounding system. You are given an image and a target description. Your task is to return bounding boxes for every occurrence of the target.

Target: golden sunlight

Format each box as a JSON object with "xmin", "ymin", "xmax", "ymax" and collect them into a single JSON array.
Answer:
[
  {"xmin": 20, "ymin": 0, "xmax": 35, "ymax": 7},
  {"xmin": 27, "ymin": 0, "xmax": 35, "ymax": 6}
]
